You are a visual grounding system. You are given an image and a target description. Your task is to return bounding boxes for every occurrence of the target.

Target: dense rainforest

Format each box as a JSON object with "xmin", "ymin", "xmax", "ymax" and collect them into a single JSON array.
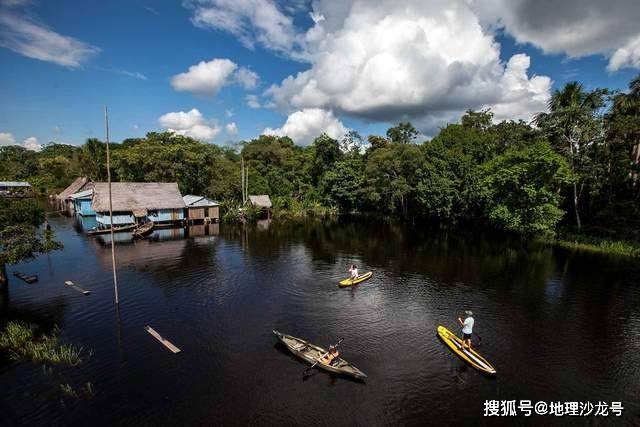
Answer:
[{"xmin": 1, "ymin": 78, "xmax": 639, "ymax": 248}]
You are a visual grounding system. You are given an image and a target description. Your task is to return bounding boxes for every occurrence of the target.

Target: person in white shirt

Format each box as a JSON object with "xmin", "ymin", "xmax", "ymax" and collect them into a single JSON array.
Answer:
[
  {"xmin": 349, "ymin": 264, "xmax": 358, "ymax": 280},
  {"xmin": 457, "ymin": 310, "xmax": 474, "ymax": 351}
]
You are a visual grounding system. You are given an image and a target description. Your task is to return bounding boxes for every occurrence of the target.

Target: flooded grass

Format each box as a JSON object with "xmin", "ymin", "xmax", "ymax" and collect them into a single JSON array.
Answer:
[
  {"xmin": 0, "ymin": 321, "xmax": 90, "ymax": 366},
  {"xmin": 548, "ymin": 233, "xmax": 640, "ymax": 258}
]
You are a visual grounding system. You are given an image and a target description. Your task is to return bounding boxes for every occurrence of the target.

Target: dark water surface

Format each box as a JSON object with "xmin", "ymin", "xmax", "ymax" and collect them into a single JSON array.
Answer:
[{"xmin": 1, "ymin": 214, "xmax": 640, "ymax": 426}]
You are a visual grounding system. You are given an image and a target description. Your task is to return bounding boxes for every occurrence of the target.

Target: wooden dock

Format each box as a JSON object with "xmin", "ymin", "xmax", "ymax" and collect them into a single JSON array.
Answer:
[
  {"xmin": 144, "ymin": 326, "xmax": 181, "ymax": 353},
  {"xmin": 64, "ymin": 280, "xmax": 91, "ymax": 295}
]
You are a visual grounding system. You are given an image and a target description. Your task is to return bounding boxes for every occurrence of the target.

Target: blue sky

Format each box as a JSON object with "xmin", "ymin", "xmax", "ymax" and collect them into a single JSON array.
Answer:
[{"xmin": 1, "ymin": 0, "xmax": 639, "ymax": 150}]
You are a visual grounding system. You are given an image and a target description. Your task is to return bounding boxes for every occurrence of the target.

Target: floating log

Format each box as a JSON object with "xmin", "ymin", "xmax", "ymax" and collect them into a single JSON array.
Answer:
[
  {"xmin": 64, "ymin": 280, "xmax": 91, "ymax": 295},
  {"xmin": 13, "ymin": 272, "xmax": 38, "ymax": 284},
  {"xmin": 144, "ymin": 326, "xmax": 181, "ymax": 353}
]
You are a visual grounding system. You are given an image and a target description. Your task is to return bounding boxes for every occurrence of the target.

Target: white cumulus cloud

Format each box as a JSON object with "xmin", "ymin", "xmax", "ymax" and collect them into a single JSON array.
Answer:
[
  {"xmin": 608, "ymin": 35, "xmax": 640, "ymax": 72},
  {"xmin": 171, "ymin": 58, "xmax": 262, "ymax": 97},
  {"xmin": 225, "ymin": 122, "xmax": 238, "ymax": 135},
  {"xmin": 0, "ymin": 131, "xmax": 16, "ymax": 145},
  {"xmin": 22, "ymin": 136, "xmax": 41, "ymax": 151},
  {"xmin": 0, "ymin": 11, "xmax": 99, "ymax": 67},
  {"xmin": 264, "ymin": 0, "xmax": 551, "ymax": 133},
  {"xmin": 158, "ymin": 108, "xmax": 221, "ymax": 141},
  {"xmin": 235, "ymin": 67, "xmax": 259, "ymax": 89},
  {"xmin": 171, "ymin": 58, "xmax": 237, "ymax": 97},
  {"xmin": 472, "ymin": 0, "xmax": 640, "ymax": 71},
  {"xmin": 184, "ymin": 0, "xmax": 303, "ymax": 59},
  {"xmin": 263, "ymin": 108, "xmax": 348, "ymax": 146}
]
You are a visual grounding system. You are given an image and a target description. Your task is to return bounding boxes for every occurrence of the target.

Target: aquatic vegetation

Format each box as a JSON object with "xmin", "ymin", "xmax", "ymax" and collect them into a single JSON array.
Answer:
[
  {"xmin": 0, "ymin": 321, "xmax": 90, "ymax": 366},
  {"xmin": 542, "ymin": 233, "xmax": 640, "ymax": 258},
  {"xmin": 60, "ymin": 382, "xmax": 95, "ymax": 399}
]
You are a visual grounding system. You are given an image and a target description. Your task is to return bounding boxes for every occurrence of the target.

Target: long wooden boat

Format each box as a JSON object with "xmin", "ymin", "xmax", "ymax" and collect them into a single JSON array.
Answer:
[
  {"xmin": 87, "ymin": 223, "xmax": 136, "ymax": 236},
  {"xmin": 273, "ymin": 330, "xmax": 367, "ymax": 380},
  {"xmin": 339, "ymin": 271, "xmax": 373, "ymax": 287},
  {"xmin": 132, "ymin": 221, "xmax": 154, "ymax": 238},
  {"xmin": 437, "ymin": 326, "xmax": 496, "ymax": 375}
]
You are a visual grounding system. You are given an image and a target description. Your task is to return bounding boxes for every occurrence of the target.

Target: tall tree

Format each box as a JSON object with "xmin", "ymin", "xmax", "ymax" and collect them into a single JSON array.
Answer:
[
  {"xmin": 535, "ymin": 82, "xmax": 606, "ymax": 230},
  {"xmin": 386, "ymin": 122, "xmax": 419, "ymax": 144},
  {"xmin": 0, "ymin": 199, "xmax": 61, "ymax": 286}
]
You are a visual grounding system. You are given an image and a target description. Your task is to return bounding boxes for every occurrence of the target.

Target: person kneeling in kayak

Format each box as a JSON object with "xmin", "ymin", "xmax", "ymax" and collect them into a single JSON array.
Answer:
[
  {"xmin": 458, "ymin": 310, "xmax": 474, "ymax": 351},
  {"xmin": 320, "ymin": 345, "xmax": 340, "ymax": 366},
  {"xmin": 349, "ymin": 264, "xmax": 358, "ymax": 280}
]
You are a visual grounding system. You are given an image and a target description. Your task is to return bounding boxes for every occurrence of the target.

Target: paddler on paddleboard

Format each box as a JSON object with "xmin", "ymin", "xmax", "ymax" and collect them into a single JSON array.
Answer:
[
  {"xmin": 348, "ymin": 264, "xmax": 358, "ymax": 281},
  {"xmin": 458, "ymin": 310, "xmax": 474, "ymax": 350}
]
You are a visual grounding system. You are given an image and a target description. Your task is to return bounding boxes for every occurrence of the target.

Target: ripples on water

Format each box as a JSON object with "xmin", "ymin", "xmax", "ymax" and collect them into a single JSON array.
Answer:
[{"xmin": 1, "ymin": 216, "xmax": 640, "ymax": 426}]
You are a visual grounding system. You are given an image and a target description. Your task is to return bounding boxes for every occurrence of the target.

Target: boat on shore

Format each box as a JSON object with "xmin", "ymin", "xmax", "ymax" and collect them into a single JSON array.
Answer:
[
  {"xmin": 273, "ymin": 330, "xmax": 367, "ymax": 380},
  {"xmin": 87, "ymin": 223, "xmax": 136, "ymax": 235},
  {"xmin": 132, "ymin": 221, "xmax": 154, "ymax": 238}
]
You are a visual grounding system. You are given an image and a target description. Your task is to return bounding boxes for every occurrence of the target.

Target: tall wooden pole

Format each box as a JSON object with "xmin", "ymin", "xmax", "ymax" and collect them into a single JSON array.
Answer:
[
  {"xmin": 105, "ymin": 106, "xmax": 119, "ymax": 305},
  {"xmin": 241, "ymin": 157, "xmax": 245, "ymax": 204}
]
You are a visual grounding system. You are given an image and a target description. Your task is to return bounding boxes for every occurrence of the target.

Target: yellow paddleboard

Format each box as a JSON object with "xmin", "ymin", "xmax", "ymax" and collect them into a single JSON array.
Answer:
[
  {"xmin": 437, "ymin": 326, "xmax": 496, "ymax": 375},
  {"xmin": 339, "ymin": 272, "xmax": 373, "ymax": 287}
]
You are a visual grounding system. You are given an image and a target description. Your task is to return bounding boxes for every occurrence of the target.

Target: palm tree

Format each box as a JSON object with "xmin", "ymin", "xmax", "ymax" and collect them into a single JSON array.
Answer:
[
  {"xmin": 611, "ymin": 74, "xmax": 640, "ymax": 187},
  {"xmin": 535, "ymin": 82, "xmax": 605, "ymax": 230}
]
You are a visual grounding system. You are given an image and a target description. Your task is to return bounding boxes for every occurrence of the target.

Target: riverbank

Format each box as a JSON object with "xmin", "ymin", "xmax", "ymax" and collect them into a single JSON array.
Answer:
[{"xmin": 542, "ymin": 231, "xmax": 640, "ymax": 258}]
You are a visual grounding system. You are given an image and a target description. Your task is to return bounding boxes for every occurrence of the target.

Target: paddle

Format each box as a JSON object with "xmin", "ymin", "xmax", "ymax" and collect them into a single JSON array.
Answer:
[{"xmin": 303, "ymin": 337, "xmax": 344, "ymax": 377}]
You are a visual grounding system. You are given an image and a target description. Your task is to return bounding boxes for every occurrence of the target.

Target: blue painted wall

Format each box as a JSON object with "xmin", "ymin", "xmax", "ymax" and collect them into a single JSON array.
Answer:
[
  {"xmin": 74, "ymin": 198, "xmax": 95, "ymax": 216},
  {"xmin": 96, "ymin": 209, "xmax": 183, "ymax": 225},
  {"xmin": 96, "ymin": 212, "xmax": 135, "ymax": 225},
  {"xmin": 148, "ymin": 209, "xmax": 184, "ymax": 222}
]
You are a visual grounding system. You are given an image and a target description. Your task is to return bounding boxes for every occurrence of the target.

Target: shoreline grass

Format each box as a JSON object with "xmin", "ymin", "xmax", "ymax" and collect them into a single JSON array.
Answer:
[
  {"xmin": 0, "ymin": 321, "xmax": 90, "ymax": 366},
  {"xmin": 541, "ymin": 233, "xmax": 640, "ymax": 258}
]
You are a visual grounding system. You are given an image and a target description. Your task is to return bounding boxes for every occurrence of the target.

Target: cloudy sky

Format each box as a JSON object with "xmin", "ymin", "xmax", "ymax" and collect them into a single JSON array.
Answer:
[{"xmin": 1, "ymin": 0, "xmax": 639, "ymax": 150}]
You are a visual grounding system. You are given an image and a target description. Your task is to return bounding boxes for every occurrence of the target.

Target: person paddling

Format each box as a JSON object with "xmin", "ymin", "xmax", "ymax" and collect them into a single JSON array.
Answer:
[
  {"xmin": 319, "ymin": 344, "xmax": 340, "ymax": 366},
  {"xmin": 349, "ymin": 264, "xmax": 358, "ymax": 281},
  {"xmin": 458, "ymin": 310, "xmax": 474, "ymax": 351}
]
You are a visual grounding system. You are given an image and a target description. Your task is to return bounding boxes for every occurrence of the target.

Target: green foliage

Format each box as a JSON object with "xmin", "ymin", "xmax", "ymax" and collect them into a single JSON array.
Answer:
[
  {"xmin": 364, "ymin": 143, "xmax": 423, "ymax": 217},
  {"xmin": 386, "ymin": 122, "xmax": 419, "ymax": 144},
  {"xmin": 323, "ymin": 154, "xmax": 364, "ymax": 213},
  {"xmin": 0, "ymin": 199, "xmax": 62, "ymax": 266},
  {"xmin": 0, "ymin": 321, "xmax": 90, "ymax": 366},
  {"xmin": 481, "ymin": 143, "xmax": 573, "ymax": 236},
  {"xmin": 0, "ymin": 74, "xmax": 638, "ymax": 242}
]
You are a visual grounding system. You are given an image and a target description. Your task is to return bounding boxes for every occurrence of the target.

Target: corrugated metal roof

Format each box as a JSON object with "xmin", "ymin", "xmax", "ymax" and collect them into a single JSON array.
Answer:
[
  {"xmin": 183, "ymin": 194, "xmax": 219, "ymax": 207},
  {"xmin": 57, "ymin": 177, "xmax": 90, "ymax": 200},
  {"xmin": 0, "ymin": 181, "xmax": 31, "ymax": 187},
  {"xmin": 92, "ymin": 182, "xmax": 186, "ymax": 212},
  {"xmin": 69, "ymin": 189, "xmax": 93, "ymax": 199}
]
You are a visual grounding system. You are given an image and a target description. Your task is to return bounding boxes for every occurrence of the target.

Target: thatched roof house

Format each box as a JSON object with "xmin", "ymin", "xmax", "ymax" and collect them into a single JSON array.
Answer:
[
  {"xmin": 57, "ymin": 177, "xmax": 91, "ymax": 201},
  {"xmin": 92, "ymin": 182, "xmax": 186, "ymax": 217},
  {"xmin": 248, "ymin": 195, "xmax": 272, "ymax": 209}
]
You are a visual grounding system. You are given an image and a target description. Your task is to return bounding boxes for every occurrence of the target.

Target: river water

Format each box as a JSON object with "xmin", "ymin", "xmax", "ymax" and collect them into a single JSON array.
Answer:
[{"xmin": 1, "ymin": 214, "xmax": 639, "ymax": 426}]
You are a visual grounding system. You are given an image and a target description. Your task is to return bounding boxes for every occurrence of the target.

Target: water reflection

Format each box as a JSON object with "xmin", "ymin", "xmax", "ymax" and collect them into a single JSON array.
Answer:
[{"xmin": 1, "ymin": 216, "xmax": 639, "ymax": 426}]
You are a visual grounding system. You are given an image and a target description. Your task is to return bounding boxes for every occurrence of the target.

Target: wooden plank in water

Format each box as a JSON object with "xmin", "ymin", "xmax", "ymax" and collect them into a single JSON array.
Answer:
[
  {"xmin": 144, "ymin": 326, "xmax": 181, "ymax": 353},
  {"xmin": 14, "ymin": 272, "xmax": 38, "ymax": 284},
  {"xmin": 64, "ymin": 280, "xmax": 91, "ymax": 295}
]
